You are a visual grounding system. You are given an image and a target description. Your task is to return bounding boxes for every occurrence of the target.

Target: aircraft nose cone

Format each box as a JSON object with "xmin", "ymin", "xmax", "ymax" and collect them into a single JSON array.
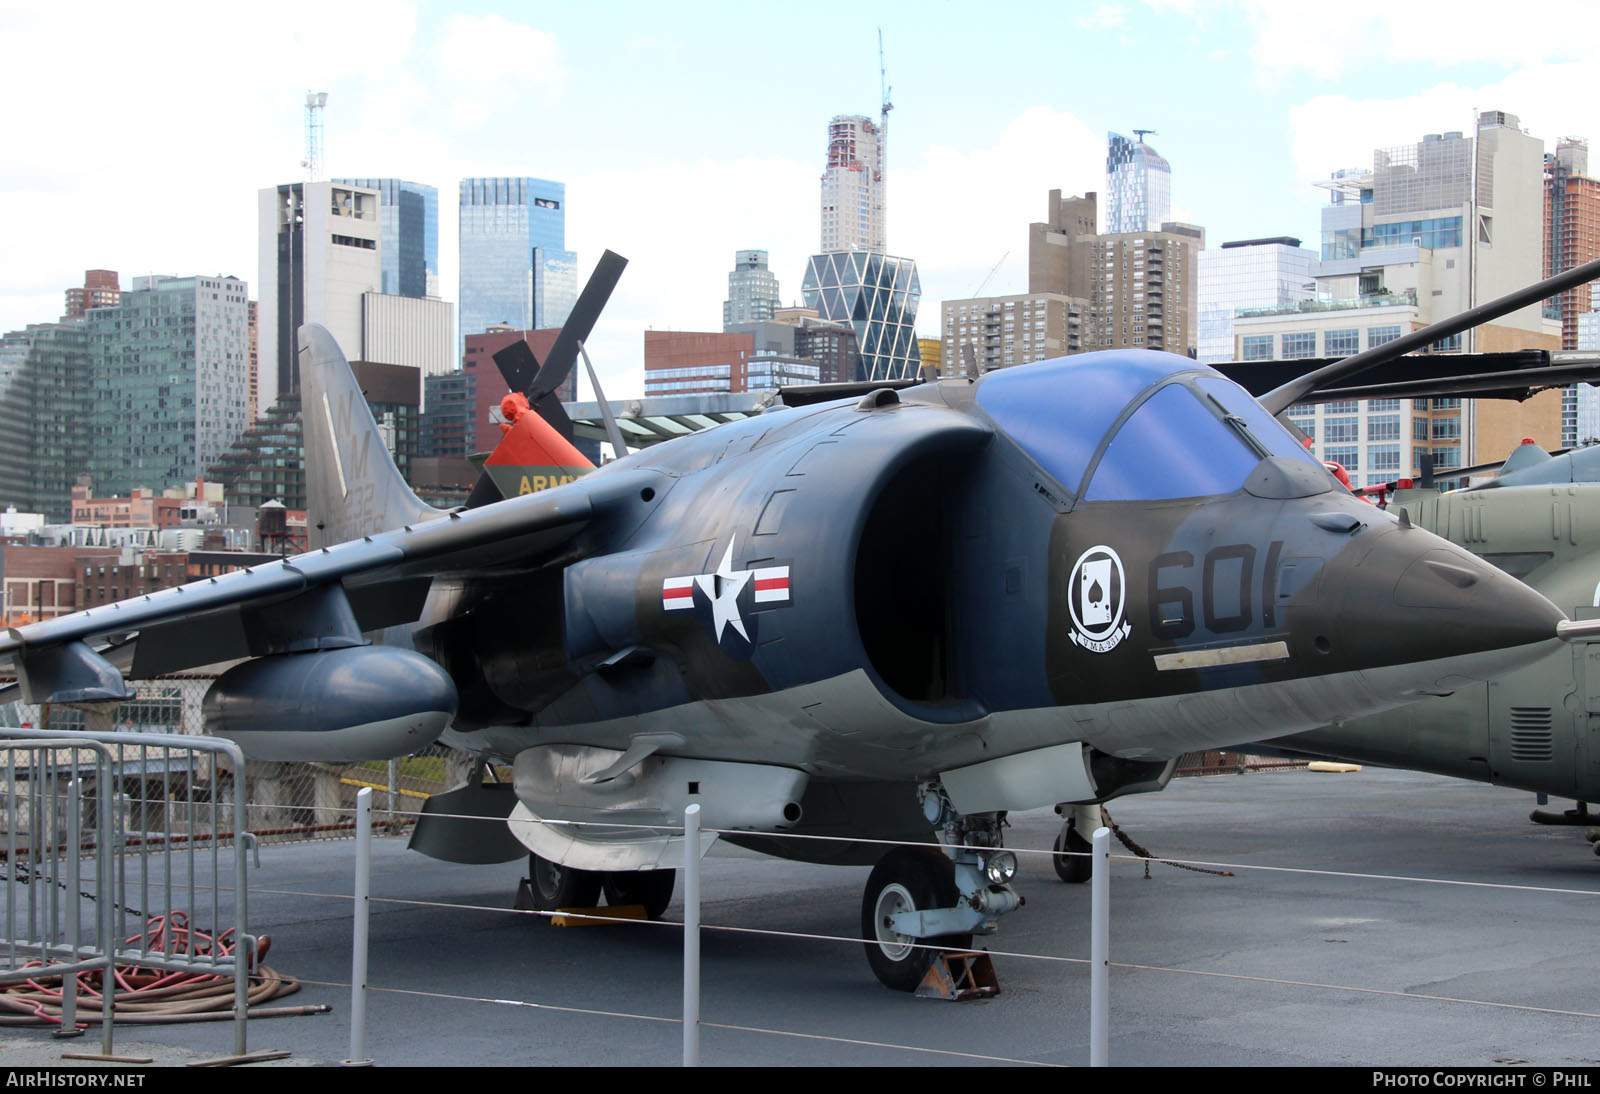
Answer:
[{"xmin": 1322, "ymin": 524, "xmax": 1563, "ymax": 678}]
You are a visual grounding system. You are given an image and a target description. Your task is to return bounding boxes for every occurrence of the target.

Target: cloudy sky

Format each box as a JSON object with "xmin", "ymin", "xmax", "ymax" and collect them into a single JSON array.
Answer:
[{"xmin": 5, "ymin": 0, "xmax": 1600, "ymax": 397}]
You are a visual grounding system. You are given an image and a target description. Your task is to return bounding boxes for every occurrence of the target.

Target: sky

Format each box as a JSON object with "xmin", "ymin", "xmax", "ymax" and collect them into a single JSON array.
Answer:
[{"xmin": 6, "ymin": 0, "xmax": 1600, "ymax": 399}]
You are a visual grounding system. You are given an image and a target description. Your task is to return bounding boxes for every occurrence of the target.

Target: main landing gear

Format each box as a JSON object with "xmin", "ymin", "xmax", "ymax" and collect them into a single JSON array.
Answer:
[
  {"xmin": 523, "ymin": 853, "xmax": 677, "ymax": 920},
  {"xmin": 859, "ymin": 781, "xmax": 1022, "ymax": 991}
]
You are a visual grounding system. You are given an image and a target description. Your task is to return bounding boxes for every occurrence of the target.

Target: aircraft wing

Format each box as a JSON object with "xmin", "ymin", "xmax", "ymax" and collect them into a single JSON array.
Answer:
[{"xmin": 0, "ymin": 466, "xmax": 657, "ymax": 699}]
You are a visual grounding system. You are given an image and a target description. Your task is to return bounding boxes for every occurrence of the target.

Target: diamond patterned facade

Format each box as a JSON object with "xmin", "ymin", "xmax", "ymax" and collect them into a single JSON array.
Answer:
[{"xmin": 801, "ymin": 252, "xmax": 922, "ymax": 382}]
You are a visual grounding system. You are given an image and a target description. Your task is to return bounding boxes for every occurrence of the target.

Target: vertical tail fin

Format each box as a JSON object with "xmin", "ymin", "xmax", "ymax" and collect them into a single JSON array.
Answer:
[{"xmin": 299, "ymin": 324, "xmax": 440, "ymax": 548}]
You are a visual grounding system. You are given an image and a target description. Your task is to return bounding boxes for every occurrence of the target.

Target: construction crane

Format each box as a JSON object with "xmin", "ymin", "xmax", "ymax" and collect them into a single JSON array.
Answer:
[
  {"xmin": 1132, "ymin": 128, "xmax": 1157, "ymax": 143},
  {"xmin": 971, "ymin": 251, "xmax": 1010, "ymax": 297},
  {"xmin": 877, "ymin": 26, "xmax": 893, "ymax": 183},
  {"xmin": 878, "ymin": 29, "xmax": 893, "ymax": 134}
]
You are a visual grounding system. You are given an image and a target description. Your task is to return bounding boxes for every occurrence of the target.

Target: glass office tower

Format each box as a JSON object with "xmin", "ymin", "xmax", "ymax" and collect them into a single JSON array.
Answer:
[
  {"xmin": 458, "ymin": 177, "xmax": 577, "ymax": 364},
  {"xmin": 336, "ymin": 178, "xmax": 439, "ymax": 299},
  {"xmin": 1105, "ymin": 132, "xmax": 1173, "ymax": 234},
  {"xmin": 801, "ymin": 251, "xmax": 922, "ymax": 382}
]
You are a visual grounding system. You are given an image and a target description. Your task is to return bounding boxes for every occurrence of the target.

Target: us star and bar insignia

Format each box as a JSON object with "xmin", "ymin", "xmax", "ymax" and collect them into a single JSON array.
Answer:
[{"xmin": 661, "ymin": 537, "xmax": 791, "ymax": 653}]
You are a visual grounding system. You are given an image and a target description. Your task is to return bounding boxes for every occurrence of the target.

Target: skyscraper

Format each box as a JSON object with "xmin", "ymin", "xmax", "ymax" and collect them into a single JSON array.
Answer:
[
  {"xmin": 258, "ymin": 180, "xmax": 382, "ymax": 406},
  {"xmin": 1105, "ymin": 132, "xmax": 1172, "ymax": 235},
  {"xmin": 259, "ymin": 180, "xmax": 454, "ymax": 413},
  {"xmin": 805, "ymin": 112, "xmax": 920, "ymax": 382},
  {"xmin": 335, "ymin": 178, "xmax": 440, "ymax": 299},
  {"xmin": 723, "ymin": 250, "xmax": 782, "ymax": 327},
  {"xmin": 801, "ymin": 252, "xmax": 921, "ymax": 381},
  {"xmin": 458, "ymin": 177, "xmax": 577, "ymax": 362},
  {"xmin": 820, "ymin": 116, "xmax": 885, "ymax": 253},
  {"xmin": 86, "ymin": 276, "xmax": 251, "ymax": 496}
]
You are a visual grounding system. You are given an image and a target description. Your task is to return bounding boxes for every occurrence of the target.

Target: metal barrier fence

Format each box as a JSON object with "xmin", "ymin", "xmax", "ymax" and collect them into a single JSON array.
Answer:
[
  {"xmin": 313, "ymin": 795, "xmax": 1600, "ymax": 1067},
  {"xmin": 0, "ymin": 727, "xmax": 252, "ymax": 1058},
  {"xmin": 11, "ymin": 762, "xmax": 1598, "ymax": 1066}
]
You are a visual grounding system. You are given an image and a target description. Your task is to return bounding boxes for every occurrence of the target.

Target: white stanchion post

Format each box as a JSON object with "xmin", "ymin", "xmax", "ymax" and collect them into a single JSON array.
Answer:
[
  {"xmin": 61, "ymin": 778, "xmax": 79, "ymax": 1037},
  {"xmin": 1090, "ymin": 825, "xmax": 1110, "ymax": 1067},
  {"xmin": 347, "ymin": 787, "xmax": 373, "ymax": 1067},
  {"xmin": 683, "ymin": 803, "xmax": 701, "ymax": 1067}
]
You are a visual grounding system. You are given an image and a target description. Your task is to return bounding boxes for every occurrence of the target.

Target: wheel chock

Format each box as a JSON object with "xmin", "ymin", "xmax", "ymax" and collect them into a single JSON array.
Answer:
[
  {"xmin": 550, "ymin": 906, "xmax": 646, "ymax": 927},
  {"xmin": 914, "ymin": 951, "xmax": 1000, "ymax": 1000},
  {"xmin": 514, "ymin": 880, "xmax": 645, "ymax": 926}
]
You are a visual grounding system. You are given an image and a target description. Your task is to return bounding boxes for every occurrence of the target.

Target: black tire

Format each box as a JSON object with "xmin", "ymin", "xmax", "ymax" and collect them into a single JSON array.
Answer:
[
  {"xmin": 527, "ymin": 852, "xmax": 602, "ymax": 911},
  {"xmin": 602, "ymin": 869, "xmax": 676, "ymax": 919},
  {"xmin": 860, "ymin": 846, "xmax": 971, "ymax": 992},
  {"xmin": 1053, "ymin": 823, "xmax": 1093, "ymax": 884}
]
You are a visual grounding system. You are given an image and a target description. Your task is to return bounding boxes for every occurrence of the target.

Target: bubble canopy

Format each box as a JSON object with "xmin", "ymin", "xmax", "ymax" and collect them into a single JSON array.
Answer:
[{"xmin": 975, "ymin": 351, "xmax": 1323, "ymax": 502}]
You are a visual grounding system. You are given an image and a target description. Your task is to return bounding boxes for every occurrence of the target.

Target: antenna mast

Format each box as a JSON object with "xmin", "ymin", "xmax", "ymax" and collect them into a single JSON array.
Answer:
[{"xmin": 303, "ymin": 91, "xmax": 328, "ymax": 181}]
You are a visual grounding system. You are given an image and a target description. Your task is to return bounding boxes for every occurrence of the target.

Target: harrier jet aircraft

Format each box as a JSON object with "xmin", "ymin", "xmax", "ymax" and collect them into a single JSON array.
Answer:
[{"xmin": 3, "ymin": 254, "xmax": 1594, "ymax": 990}]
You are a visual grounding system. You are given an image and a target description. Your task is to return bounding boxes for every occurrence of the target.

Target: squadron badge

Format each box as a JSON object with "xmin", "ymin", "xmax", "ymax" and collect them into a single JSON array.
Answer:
[{"xmin": 1067, "ymin": 544, "xmax": 1131, "ymax": 653}]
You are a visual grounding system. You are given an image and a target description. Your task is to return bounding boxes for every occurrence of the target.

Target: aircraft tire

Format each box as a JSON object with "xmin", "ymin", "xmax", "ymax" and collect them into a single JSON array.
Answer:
[
  {"xmin": 860, "ymin": 846, "xmax": 970, "ymax": 992},
  {"xmin": 527, "ymin": 852, "xmax": 603, "ymax": 911},
  {"xmin": 602, "ymin": 869, "xmax": 676, "ymax": 919},
  {"xmin": 1052, "ymin": 823, "xmax": 1093, "ymax": 884}
]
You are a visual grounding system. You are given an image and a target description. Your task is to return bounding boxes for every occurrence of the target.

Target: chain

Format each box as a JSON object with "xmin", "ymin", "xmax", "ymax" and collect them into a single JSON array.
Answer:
[
  {"xmin": 1099, "ymin": 806, "xmax": 1234, "ymax": 878},
  {"xmin": 1, "ymin": 861, "xmax": 145, "ymax": 918}
]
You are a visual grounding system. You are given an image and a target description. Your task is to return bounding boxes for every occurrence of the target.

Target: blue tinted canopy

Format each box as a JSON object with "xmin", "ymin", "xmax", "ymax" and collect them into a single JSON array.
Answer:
[{"xmin": 976, "ymin": 351, "xmax": 1323, "ymax": 502}]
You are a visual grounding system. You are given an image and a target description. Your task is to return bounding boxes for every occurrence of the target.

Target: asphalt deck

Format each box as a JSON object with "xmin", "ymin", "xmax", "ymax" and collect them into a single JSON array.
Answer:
[{"xmin": 4, "ymin": 765, "xmax": 1600, "ymax": 1068}]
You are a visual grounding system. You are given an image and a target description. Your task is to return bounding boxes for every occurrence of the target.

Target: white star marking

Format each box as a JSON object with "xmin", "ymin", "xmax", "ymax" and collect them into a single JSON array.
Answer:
[{"xmin": 694, "ymin": 540, "xmax": 753, "ymax": 643}]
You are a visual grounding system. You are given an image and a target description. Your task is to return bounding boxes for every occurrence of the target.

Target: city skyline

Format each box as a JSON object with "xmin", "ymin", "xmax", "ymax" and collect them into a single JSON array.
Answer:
[{"xmin": 6, "ymin": 2, "xmax": 1600, "ymax": 399}]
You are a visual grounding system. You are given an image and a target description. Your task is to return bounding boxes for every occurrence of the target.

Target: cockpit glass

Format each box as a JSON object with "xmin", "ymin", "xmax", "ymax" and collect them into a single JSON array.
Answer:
[
  {"xmin": 1085, "ymin": 383, "xmax": 1263, "ymax": 501},
  {"xmin": 976, "ymin": 353, "xmax": 1196, "ymax": 497},
  {"xmin": 1193, "ymin": 375, "xmax": 1325, "ymax": 467}
]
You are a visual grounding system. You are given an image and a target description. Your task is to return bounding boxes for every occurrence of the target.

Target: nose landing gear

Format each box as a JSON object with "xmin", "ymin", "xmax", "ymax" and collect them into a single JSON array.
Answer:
[{"xmin": 858, "ymin": 781, "xmax": 1022, "ymax": 991}]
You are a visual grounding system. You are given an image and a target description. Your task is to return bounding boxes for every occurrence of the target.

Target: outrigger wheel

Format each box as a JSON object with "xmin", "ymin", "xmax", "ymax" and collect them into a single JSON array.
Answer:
[
  {"xmin": 860, "ymin": 846, "xmax": 972, "ymax": 991},
  {"xmin": 1052, "ymin": 820, "xmax": 1093, "ymax": 884}
]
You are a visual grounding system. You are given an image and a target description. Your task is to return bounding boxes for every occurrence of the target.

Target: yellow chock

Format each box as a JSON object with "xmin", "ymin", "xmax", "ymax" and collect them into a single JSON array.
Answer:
[
  {"xmin": 914, "ymin": 951, "xmax": 1000, "ymax": 1000},
  {"xmin": 550, "ymin": 906, "xmax": 646, "ymax": 928},
  {"xmin": 515, "ymin": 880, "xmax": 646, "ymax": 926},
  {"xmin": 1307, "ymin": 761, "xmax": 1363, "ymax": 773}
]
